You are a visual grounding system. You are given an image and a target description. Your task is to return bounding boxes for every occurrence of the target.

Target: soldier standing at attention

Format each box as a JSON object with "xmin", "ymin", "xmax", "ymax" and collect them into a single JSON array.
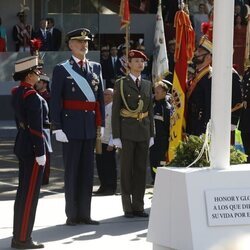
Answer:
[
  {"xmin": 50, "ymin": 28, "xmax": 104, "ymax": 226},
  {"xmin": 149, "ymin": 81, "xmax": 171, "ymax": 184},
  {"xmin": 186, "ymin": 36, "xmax": 213, "ymax": 136},
  {"xmin": 112, "ymin": 50, "xmax": 154, "ymax": 218},
  {"xmin": 186, "ymin": 35, "xmax": 242, "ymax": 137},
  {"xmin": 11, "ymin": 56, "xmax": 51, "ymax": 249}
]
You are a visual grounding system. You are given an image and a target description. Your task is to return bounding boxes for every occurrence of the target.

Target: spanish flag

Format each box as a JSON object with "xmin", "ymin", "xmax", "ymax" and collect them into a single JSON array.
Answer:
[
  {"xmin": 168, "ymin": 10, "xmax": 195, "ymax": 162},
  {"xmin": 119, "ymin": 0, "xmax": 130, "ymax": 29}
]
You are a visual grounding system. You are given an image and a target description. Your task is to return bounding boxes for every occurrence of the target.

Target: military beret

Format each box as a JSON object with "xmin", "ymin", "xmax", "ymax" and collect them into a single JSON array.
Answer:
[
  {"xmin": 13, "ymin": 56, "xmax": 41, "ymax": 81},
  {"xmin": 128, "ymin": 50, "xmax": 148, "ymax": 61},
  {"xmin": 65, "ymin": 28, "xmax": 93, "ymax": 43}
]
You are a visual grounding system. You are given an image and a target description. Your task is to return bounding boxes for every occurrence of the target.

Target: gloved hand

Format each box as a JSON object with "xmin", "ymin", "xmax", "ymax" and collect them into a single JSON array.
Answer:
[
  {"xmin": 36, "ymin": 154, "xmax": 46, "ymax": 166},
  {"xmin": 100, "ymin": 127, "xmax": 104, "ymax": 137},
  {"xmin": 113, "ymin": 138, "xmax": 122, "ymax": 149},
  {"xmin": 149, "ymin": 137, "xmax": 154, "ymax": 148},
  {"xmin": 53, "ymin": 129, "xmax": 69, "ymax": 143}
]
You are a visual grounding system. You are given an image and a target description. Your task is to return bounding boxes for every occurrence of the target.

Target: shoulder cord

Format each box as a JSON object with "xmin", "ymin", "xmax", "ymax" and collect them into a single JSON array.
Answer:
[
  {"xmin": 186, "ymin": 120, "xmax": 211, "ymax": 168},
  {"xmin": 120, "ymin": 78, "xmax": 144, "ymax": 113}
]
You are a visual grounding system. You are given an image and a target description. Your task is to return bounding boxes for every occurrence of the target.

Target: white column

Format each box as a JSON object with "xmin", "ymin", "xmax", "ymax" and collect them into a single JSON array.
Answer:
[{"xmin": 210, "ymin": 0, "xmax": 235, "ymax": 169}]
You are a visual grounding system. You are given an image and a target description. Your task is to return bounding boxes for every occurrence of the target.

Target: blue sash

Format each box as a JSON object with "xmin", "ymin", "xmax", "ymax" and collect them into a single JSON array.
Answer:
[{"xmin": 61, "ymin": 60, "xmax": 96, "ymax": 101}]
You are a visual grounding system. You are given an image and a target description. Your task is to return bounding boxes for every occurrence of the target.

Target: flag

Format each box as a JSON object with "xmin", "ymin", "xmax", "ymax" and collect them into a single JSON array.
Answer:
[
  {"xmin": 119, "ymin": 0, "xmax": 130, "ymax": 29},
  {"xmin": 152, "ymin": 3, "xmax": 169, "ymax": 84},
  {"xmin": 168, "ymin": 10, "xmax": 195, "ymax": 162}
]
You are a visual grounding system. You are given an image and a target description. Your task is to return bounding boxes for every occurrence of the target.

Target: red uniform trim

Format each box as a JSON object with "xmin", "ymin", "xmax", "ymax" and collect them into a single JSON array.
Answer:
[
  {"xmin": 20, "ymin": 82, "xmax": 33, "ymax": 88},
  {"xmin": 20, "ymin": 161, "xmax": 39, "ymax": 241},
  {"xmin": 11, "ymin": 86, "xmax": 18, "ymax": 95},
  {"xmin": 29, "ymin": 128, "xmax": 44, "ymax": 138},
  {"xmin": 23, "ymin": 90, "xmax": 36, "ymax": 99},
  {"xmin": 63, "ymin": 100, "xmax": 102, "ymax": 126}
]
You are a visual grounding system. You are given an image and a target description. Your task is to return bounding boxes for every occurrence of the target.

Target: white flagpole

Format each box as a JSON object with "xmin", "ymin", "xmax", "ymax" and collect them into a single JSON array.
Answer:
[{"xmin": 210, "ymin": 0, "xmax": 234, "ymax": 169}]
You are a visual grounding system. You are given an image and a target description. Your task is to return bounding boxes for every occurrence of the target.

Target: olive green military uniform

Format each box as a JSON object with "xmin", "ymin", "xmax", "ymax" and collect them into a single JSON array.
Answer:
[{"xmin": 112, "ymin": 75, "xmax": 154, "ymax": 213}]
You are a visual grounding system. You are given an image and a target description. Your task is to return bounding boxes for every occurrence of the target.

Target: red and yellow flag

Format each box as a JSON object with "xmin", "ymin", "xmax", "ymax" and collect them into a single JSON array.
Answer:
[
  {"xmin": 119, "ymin": 0, "xmax": 130, "ymax": 29},
  {"xmin": 168, "ymin": 10, "xmax": 195, "ymax": 162}
]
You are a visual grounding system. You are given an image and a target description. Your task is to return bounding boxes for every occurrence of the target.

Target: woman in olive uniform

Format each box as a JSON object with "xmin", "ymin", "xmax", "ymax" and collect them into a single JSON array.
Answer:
[{"xmin": 112, "ymin": 50, "xmax": 154, "ymax": 218}]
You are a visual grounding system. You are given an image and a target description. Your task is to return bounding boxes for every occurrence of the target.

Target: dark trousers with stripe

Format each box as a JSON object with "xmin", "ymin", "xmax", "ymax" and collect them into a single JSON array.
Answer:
[
  {"xmin": 63, "ymin": 139, "xmax": 95, "ymax": 220},
  {"xmin": 96, "ymin": 143, "xmax": 117, "ymax": 191},
  {"xmin": 42, "ymin": 151, "xmax": 50, "ymax": 185},
  {"xmin": 120, "ymin": 139, "xmax": 149, "ymax": 213},
  {"xmin": 13, "ymin": 157, "xmax": 44, "ymax": 242}
]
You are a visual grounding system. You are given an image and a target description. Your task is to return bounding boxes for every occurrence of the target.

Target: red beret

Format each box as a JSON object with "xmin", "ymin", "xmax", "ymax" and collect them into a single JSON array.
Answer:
[{"xmin": 128, "ymin": 50, "xmax": 148, "ymax": 61}]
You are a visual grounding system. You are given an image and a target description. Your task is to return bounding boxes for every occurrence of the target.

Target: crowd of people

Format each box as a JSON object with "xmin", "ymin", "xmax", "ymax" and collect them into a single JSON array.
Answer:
[
  {"xmin": 0, "ymin": 12, "xmax": 62, "ymax": 52},
  {"xmin": 6, "ymin": 1, "xmax": 250, "ymax": 249}
]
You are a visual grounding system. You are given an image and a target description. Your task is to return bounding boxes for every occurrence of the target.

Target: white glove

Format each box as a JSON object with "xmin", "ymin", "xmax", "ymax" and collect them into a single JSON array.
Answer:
[
  {"xmin": 149, "ymin": 137, "xmax": 154, "ymax": 148},
  {"xmin": 113, "ymin": 138, "xmax": 122, "ymax": 149},
  {"xmin": 108, "ymin": 135, "xmax": 113, "ymax": 147},
  {"xmin": 100, "ymin": 127, "xmax": 104, "ymax": 138},
  {"xmin": 36, "ymin": 154, "xmax": 46, "ymax": 166},
  {"xmin": 53, "ymin": 129, "xmax": 69, "ymax": 143}
]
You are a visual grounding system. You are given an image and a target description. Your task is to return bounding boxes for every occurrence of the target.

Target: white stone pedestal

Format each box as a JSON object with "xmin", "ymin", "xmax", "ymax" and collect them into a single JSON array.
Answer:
[{"xmin": 147, "ymin": 165, "xmax": 250, "ymax": 250}]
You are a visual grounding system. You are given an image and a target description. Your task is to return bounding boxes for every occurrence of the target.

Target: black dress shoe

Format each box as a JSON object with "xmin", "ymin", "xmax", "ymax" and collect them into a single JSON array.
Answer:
[
  {"xmin": 78, "ymin": 218, "xmax": 100, "ymax": 225},
  {"xmin": 133, "ymin": 211, "xmax": 149, "ymax": 217},
  {"xmin": 66, "ymin": 218, "xmax": 77, "ymax": 226},
  {"xmin": 124, "ymin": 212, "xmax": 134, "ymax": 218},
  {"xmin": 11, "ymin": 238, "xmax": 44, "ymax": 249},
  {"xmin": 93, "ymin": 186, "xmax": 105, "ymax": 194},
  {"xmin": 93, "ymin": 189, "xmax": 116, "ymax": 196}
]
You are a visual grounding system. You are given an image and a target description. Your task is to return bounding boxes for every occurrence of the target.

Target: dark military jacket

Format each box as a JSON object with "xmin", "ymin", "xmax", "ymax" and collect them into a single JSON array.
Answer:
[
  {"xmin": 11, "ymin": 82, "xmax": 52, "ymax": 158},
  {"xmin": 153, "ymin": 96, "xmax": 171, "ymax": 141},
  {"xmin": 231, "ymin": 69, "xmax": 243, "ymax": 126},
  {"xmin": 186, "ymin": 67, "xmax": 242, "ymax": 136},
  {"xmin": 50, "ymin": 57, "xmax": 105, "ymax": 140},
  {"xmin": 186, "ymin": 67, "xmax": 212, "ymax": 136},
  {"xmin": 112, "ymin": 75, "xmax": 154, "ymax": 142},
  {"xmin": 239, "ymin": 68, "xmax": 250, "ymax": 132}
]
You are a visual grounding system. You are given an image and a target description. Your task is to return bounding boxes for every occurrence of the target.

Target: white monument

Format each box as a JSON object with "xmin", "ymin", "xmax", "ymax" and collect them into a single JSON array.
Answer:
[{"xmin": 147, "ymin": 0, "xmax": 250, "ymax": 249}]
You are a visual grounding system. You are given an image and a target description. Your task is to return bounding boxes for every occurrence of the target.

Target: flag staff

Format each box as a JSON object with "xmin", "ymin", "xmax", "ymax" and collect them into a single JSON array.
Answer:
[
  {"xmin": 119, "ymin": 0, "xmax": 131, "ymax": 75},
  {"xmin": 125, "ymin": 24, "xmax": 130, "ymax": 75}
]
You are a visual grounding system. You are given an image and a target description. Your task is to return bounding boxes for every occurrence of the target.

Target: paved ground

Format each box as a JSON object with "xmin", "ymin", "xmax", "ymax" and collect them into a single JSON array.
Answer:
[{"xmin": 0, "ymin": 121, "xmax": 154, "ymax": 250}]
